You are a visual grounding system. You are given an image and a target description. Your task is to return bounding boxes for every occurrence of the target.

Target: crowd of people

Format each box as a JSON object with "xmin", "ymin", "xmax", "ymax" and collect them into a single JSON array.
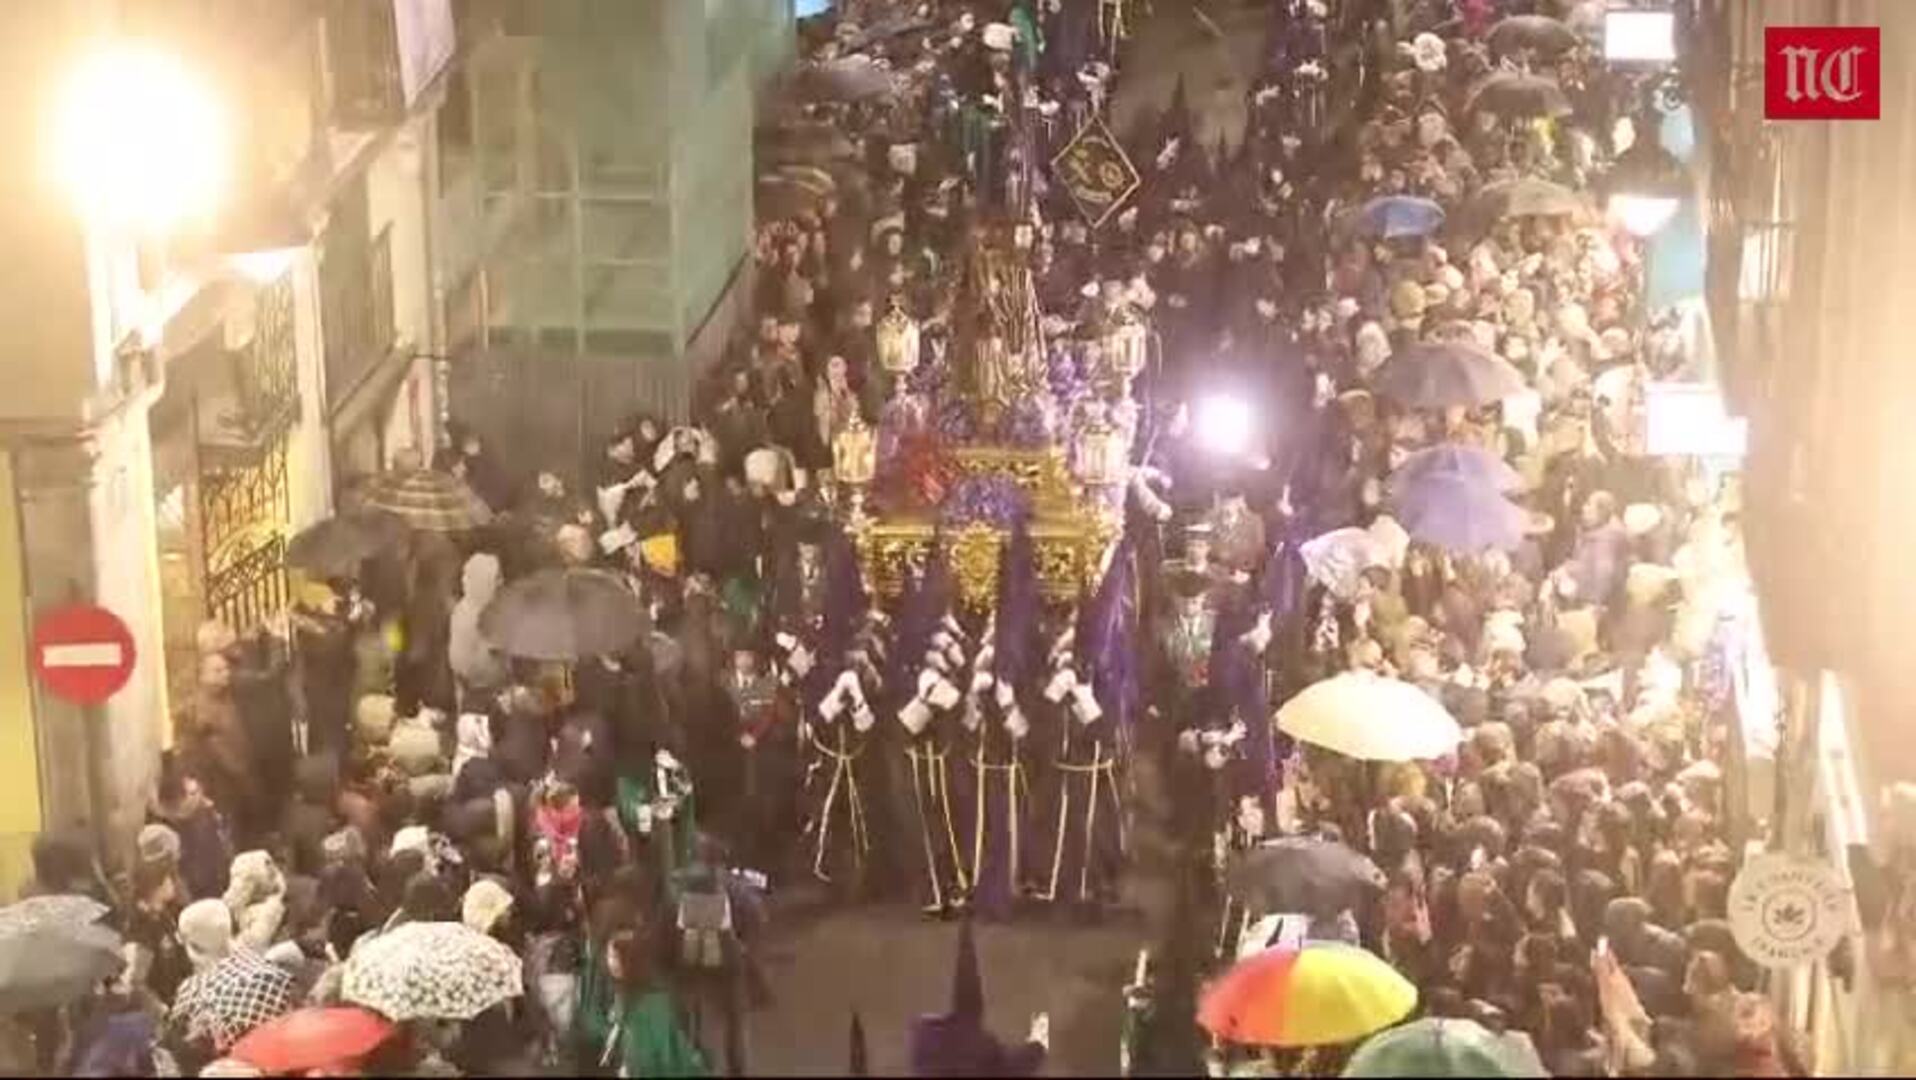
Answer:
[{"xmin": 0, "ymin": 0, "xmax": 1817, "ymax": 1076}]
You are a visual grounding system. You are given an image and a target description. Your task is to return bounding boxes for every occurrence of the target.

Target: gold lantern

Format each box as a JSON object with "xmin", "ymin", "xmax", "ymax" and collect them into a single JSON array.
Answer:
[
  {"xmin": 1072, "ymin": 403, "xmax": 1129, "ymax": 519},
  {"xmin": 875, "ymin": 298, "xmax": 921, "ymax": 380},
  {"xmin": 833, "ymin": 411, "xmax": 877, "ymax": 523},
  {"xmin": 1102, "ymin": 305, "xmax": 1150, "ymax": 390}
]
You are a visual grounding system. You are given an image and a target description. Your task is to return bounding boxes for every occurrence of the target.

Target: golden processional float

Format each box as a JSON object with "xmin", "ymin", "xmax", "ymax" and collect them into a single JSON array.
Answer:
[{"xmin": 829, "ymin": 223, "xmax": 1152, "ymax": 610}]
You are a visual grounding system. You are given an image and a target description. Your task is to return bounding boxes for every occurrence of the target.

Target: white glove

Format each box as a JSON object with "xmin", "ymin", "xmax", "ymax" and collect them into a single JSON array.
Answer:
[
  {"xmin": 1070, "ymin": 683, "xmax": 1103, "ymax": 724},
  {"xmin": 900, "ymin": 698, "xmax": 934, "ymax": 735},
  {"xmin": 852, "ymin": 702, "xmax": 876, "ymax": 732},
  {"xmin": 788, "ymin": 644, "xmax": 816, "ymax": 678},
  {"xmin": 1003, "ymin": 707, "xmax": 1030, "ymax": 740},
  {"xmin": 1045, "ymin": 668, "xmax": 1078, "ymax": 703},
  {"xmin": 970, "ymin": 669, "xmax": 996, "ymax": 695},
  {"xmin": 833, "ymin": 669, "xmax": 863, "ymax": 700},
  {"xmin": 927, "ymin": 677, "xmax": 962, "ymax": 710},
  {"xmin": 818, "ymin": 684, "xmax": 846, "ymax": 721},
  {"xmin": 993, "ymin": 680, "xmax": 1016, "ymax": 709}
]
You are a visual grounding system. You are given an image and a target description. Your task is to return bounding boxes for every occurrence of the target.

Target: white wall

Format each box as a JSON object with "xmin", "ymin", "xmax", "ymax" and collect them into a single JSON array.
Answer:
[{"xmin": 287, "ymin": 250, "xmax": 335, "ymax": 528}]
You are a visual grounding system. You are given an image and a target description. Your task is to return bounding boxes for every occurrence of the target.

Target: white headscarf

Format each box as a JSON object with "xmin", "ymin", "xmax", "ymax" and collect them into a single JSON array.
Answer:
[{"xmin": 178, "ymin": 899, "xmax": 233, "ymax": 972}]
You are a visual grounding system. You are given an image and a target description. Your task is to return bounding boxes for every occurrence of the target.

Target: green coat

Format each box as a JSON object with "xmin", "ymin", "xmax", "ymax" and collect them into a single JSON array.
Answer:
[
  {"xmin": 611, "ymin": 989, "xmax": 708, "ymax": 1078},
  {"xmin": 616, "ymin": 772, "xmax": 698, "ymax": 884},
  {"xmin": 576, "ymin": 939, "xmax": 622, "ymax": 1063}
]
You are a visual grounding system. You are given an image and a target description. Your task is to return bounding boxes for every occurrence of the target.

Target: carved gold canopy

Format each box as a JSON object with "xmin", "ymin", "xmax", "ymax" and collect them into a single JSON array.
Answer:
[{"xmin": 850, "ymin": 447, "xmax": 1116, "ymax": 609}]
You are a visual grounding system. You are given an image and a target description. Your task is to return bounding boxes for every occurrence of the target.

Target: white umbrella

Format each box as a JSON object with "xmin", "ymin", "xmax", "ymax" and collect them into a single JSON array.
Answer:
[
  {"xmin": 1277, "ymin": 671, "xmax": 1463, "ymax": 762},
  {"xmin": 342, "ymin": 922, "xmax": 522, "ymax": 1022}
]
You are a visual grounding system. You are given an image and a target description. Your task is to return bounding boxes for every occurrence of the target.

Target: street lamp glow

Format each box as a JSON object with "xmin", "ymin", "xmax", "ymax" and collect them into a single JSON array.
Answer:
[
  {"xmin": 1194, "ymin": 394, "xmax": 1255, "ymax": 457},
  {"xmin": 54, "ymin": 43, "xmax": 229, "ymax": 232},
  {"xmin": 1609, "ymin": 193, "xmax": 1680, "ymax": 239}
]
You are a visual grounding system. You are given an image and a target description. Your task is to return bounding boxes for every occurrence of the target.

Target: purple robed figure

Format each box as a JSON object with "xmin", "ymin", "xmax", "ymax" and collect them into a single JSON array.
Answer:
[
  {"xmin": 910, "ymin": 920, "xmax": 1046, "ymax": 1078},
  {"xmin": 891, "ymin": 550, "xmax": 972, "ymax": 914},
  {"xmin": 795, "ymin": 524, "xmax": 878, "ymax": 893},
  {"xmin": 962, "ymin": 519, "xmax": 1040, "ymax": 920},
  {"xmin": 1036, "ymin": 537, "xmax": 1136, "ymax": 908}
]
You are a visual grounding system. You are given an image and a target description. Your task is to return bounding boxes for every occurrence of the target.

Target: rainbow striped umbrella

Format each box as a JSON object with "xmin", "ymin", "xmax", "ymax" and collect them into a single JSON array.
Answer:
[{"xmin": 1198, "ymin": 942, "xmax": 1416, "ymax": 1048}]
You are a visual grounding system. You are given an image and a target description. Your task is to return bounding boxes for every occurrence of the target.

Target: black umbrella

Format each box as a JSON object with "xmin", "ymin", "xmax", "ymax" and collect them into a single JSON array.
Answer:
[
  {"xmin": 1488, "ymin": 15, "xmax": 1582, "ymax": 57},
  {"xmin": 284, "ymin": 509, "xmax": 410, "ymax": 577},
  {"xmin": 1377, "ymin": 341, "xmax": 1529, "ymax": 409},
  {"xmin": 1227, "ymin": 837, "xmax": 1385, "ymax": 916},
  {"xmin": 841, "ymin": 13, "xmax": 936, "ymax": 50},
  {"xmin": 758, "ymin": 120, "xmax": 860, "ymax": 163},
  {"xmin": 1466, "ymin": 71, "xmax": 1573, "ymax": 119},
  {"xmin": 478, "ymin": 567, "xmax": 648, "ymax": 661}
]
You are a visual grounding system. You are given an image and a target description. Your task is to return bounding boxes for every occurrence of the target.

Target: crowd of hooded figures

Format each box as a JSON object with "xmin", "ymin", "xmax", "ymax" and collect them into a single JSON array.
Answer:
[{"xmin": 0, "ymin": 0, "xmax": 1816, "ymax": 1077}]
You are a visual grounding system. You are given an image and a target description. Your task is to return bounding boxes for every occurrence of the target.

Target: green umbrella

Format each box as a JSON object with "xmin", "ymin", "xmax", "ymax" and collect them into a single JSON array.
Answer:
[{"xmin": 1343, "ymin": 1019, "xmax": 1547, "ymax": 1078}]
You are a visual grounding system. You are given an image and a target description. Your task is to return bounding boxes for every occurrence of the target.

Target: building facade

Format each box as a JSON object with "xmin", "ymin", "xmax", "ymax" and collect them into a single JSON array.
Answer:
[{"xmin": 0, "ymin": 0, "xmax": 457, "ymax": 891}]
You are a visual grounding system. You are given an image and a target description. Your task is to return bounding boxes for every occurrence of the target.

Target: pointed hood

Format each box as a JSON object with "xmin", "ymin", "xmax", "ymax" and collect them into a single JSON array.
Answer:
[
  {"xmin": 850, "ymin": 1012, "xmax": 870, "ymax": 1076},
  {"xmin": 951, "ymin": 918, "xmax": 984, "ymax": 1020},
  {"xmin": 992, "ymin": 519, "xmax": 1039, "ymax": 688}
]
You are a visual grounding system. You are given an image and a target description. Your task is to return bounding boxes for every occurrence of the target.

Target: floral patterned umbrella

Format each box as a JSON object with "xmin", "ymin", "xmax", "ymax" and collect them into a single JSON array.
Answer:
[
  {"xmin": 342, "ymin": 922, "xmax": 523, "ymax": 1022},
  {"xmin": 171, "ymin": 951, "xmax": 297, "ymax": 1051}
]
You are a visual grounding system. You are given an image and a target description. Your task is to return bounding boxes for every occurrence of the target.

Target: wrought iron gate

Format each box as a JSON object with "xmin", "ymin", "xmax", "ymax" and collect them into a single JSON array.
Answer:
[{"xmin": 200, "ymin": 276, "xmax": 299, "ymax": 631}]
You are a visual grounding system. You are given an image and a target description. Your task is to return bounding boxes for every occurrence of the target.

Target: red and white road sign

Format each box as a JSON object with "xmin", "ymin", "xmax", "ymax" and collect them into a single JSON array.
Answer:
[{"xmin": 31, "ymin": 604, "xmax": 136, "ymax": 706}]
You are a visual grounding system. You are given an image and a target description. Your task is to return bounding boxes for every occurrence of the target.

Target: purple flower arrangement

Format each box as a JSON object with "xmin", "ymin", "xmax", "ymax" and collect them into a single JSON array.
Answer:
[{"xmin": 941, "ymin": 473, "xmax": 1030, "ymax": 529}]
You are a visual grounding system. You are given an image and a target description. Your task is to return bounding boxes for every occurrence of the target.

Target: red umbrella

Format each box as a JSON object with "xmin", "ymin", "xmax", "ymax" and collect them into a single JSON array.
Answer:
[{"xmin": 230, "ymin": 1007, "xmax": 394, "ymax": 1074}]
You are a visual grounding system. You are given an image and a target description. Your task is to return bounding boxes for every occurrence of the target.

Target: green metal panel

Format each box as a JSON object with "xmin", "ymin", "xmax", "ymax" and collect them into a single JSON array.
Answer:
[{"xmin": 464, "ymin": 0, "xmax": 791, "ymax": 359}]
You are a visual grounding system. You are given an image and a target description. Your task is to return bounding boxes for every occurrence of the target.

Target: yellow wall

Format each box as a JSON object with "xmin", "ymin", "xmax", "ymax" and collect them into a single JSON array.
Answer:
[{"xmin": 0, "ymin": 453, "xmax": 41, "ymax": 898}]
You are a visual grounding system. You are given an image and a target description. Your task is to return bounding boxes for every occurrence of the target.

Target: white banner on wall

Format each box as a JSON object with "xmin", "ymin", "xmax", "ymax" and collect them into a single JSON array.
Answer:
[{"xmin": 394, "ymin": 0, "xmax": 456, "ymax": 108}]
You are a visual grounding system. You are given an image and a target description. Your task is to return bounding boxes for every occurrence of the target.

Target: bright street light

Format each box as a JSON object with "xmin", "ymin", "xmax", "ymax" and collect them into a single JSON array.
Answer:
[
  {"xmin": 1609, "ymin": 193, "xmax": 1681, "ymax": 239},
  {"xmin": 1604, "ymin": 9, "xmax": 1676, "ymax": 65},
  {"xmin": 1193, "ymin": 393, "xmax": 1255, "ymax": 457},
  {"xmin": 1605, "ymin": 132, "xmax": 1686, "ymax": 239},
  {"xmin": 53, "ymin": 42, "xmax": 229, "ymax": 233}
]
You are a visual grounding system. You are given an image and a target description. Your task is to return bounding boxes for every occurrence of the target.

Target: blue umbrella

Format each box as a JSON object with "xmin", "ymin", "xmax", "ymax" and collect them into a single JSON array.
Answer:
[
  {"xmin": 1376, "ymin": 341, "xmax": 1527, "ymax": 409},
  {"xmin": 1388, "ymin": 443, "xmax": 1525, "ymax": 496},
  {"xmin": 1387, "ymin": 472, "xmax": 1529, "ymax": 554},
  {"xmin": 1344, "ymin": 196, "xmax": 1446, "ymax": 240}
]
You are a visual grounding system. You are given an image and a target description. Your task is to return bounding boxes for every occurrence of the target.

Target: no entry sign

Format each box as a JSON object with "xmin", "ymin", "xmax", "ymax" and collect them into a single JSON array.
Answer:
[{"xmin": 32, "ymin": 604, "xmax": 136, "ymax": 705}]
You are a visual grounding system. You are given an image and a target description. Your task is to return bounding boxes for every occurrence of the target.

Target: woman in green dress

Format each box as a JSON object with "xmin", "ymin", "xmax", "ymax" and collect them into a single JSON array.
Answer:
[{"xmin": 600, "ymin": 927, "xmax": 708, "ymax": 1078}]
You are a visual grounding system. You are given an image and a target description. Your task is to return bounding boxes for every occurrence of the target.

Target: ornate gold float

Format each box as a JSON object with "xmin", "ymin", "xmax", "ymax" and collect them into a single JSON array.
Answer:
[{"xmin": 845, "ymin": 230, "xmax": 1128, "ymax": 610}]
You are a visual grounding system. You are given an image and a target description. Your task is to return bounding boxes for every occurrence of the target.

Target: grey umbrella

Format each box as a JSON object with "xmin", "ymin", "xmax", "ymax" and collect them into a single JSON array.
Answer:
[
  {"xmin": 0, "ymin": 918, "xmax": 122, "ymax": 1014},
  {"xmin": 1377, "ymin": 341, "xmax": 1529, "ymax": 409},
  {"xmin": 794, "ymin": 56, "xmax": 904, "ymax": 103},
  {"xmin": 1227, "ymin": 838, "xmax": 1385, "ymax": 916},
  {"xmin": 1466, "ymin": 71, "xmax": 1574, "ymax": 119},
  {"xmin": 1463, "ymin": 177, "xmax": 1587, "ymax": 227},
  {"xmin": 1488, "ymin": 15, "xmax": 1582, "ymax": 57},
  {"xmin": 478, "ymin": 567, "xmax": 648, "ymax": 661}
]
